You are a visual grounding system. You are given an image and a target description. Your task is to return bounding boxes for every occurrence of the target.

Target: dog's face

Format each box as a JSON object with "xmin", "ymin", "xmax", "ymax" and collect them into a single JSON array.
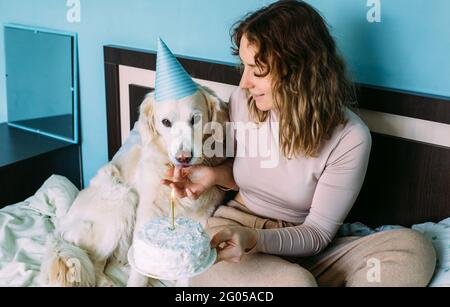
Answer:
[
  {"xmin": 138, "ymin": 86, "xmax": 229, "ymax": 167},
  {"xmin": 153, "ymin": 91, "xmax": 207, "ymax": 166}
]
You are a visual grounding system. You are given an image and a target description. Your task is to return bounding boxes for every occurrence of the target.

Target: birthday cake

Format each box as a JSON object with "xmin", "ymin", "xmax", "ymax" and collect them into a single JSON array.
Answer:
[{"xmin": 130, "ymin": 216, "xmax": 213, "ymax": 279}]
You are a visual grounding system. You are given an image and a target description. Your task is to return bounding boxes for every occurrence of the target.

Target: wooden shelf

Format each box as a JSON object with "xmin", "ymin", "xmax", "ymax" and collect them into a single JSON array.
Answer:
[{"xmin": 0, "ymin": 123, "xmax": 82, "ymax": 208}]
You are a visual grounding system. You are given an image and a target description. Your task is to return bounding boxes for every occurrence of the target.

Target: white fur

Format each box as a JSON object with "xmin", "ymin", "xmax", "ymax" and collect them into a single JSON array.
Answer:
[{"xmin": 39, "ymin": 86, "xmax": 229, "ymax": 287}]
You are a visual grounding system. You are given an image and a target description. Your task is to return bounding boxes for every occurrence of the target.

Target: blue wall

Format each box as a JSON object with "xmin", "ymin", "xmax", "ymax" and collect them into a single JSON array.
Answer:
[
  {"xmin": 0, "ymin": 0, "xmax": 449, "ymax": 186},
  {"xmin": 307, "ymin": 0, "xmax": 450, "ymax": 97}
]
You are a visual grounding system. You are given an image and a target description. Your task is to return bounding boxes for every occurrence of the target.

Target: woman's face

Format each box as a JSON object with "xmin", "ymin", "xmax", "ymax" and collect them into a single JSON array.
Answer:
[{"xmin": 239, "ymin": 35, "xmax": 274, "ymax": 111}]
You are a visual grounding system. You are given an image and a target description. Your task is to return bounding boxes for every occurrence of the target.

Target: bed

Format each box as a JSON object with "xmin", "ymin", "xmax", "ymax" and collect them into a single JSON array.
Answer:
[{"xmin": 0, "ymin": 45, "xmax": 449, "ymax": 287}]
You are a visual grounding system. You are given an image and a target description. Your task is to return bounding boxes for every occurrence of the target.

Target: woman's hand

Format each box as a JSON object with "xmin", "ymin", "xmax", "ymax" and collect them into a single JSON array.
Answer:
[
  {"xmin": 161, "ymin": 165, "xmax": 216, "ymax": 200},
  {"xmin": 210, "ymin": 226, "xmax": 258, "ymax": 263}
]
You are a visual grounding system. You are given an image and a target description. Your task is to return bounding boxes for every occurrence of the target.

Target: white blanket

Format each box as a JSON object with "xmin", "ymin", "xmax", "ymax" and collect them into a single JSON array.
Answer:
[
  {"xmin": 0, "ymin": 175, "xmax": 154, "ymax": 287},
  {"xmin": 0, "ymin": 200, "xmax": 52, "ymax": 286},
  {"xmin": 0, "ymin": 175, "xmax": 447, "ymax": 287}
]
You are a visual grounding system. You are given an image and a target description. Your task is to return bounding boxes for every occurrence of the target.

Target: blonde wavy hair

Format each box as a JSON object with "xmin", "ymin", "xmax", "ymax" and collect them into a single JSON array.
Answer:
[{"xmin": 231, "ymin": 0, "xmax": 355, "ymax": 158}]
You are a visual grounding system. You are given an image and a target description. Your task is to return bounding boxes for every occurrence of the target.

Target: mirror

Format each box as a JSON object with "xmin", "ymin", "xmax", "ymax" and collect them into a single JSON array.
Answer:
[{"xmin": 4, "ymin": 24, "xmax": 78, "ymax": 143}]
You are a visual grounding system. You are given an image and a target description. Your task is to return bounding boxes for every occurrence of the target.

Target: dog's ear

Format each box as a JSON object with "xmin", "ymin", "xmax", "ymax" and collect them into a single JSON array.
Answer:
[
  {"xmin": 137, "ymin": 93, "xmax": 158, "ymax": 145},
  {"xmin": 200, "ymin": 86, "xmax": 230, "ymax": 166},
  {"xmin": 49, "ymin": 257, "xmax": 70, "ymax": 287},
  {"xmin": 201, "ymin": 86, "xmax": 229, "ymax": 138}
]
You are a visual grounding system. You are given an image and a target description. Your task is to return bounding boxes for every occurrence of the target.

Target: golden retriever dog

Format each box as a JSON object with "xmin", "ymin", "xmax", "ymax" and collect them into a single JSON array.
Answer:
[{"xmin": 39, "ymin": 85, "xmax": 229, "ymax": 287}]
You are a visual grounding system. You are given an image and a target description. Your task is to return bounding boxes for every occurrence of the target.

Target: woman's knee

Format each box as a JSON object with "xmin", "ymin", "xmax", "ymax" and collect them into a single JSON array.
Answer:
[
  {"xmin": 349, "ymin": 228, "xmax": 436, "ymax": 287},
  {"xmin": 391, "ymin": 229, "xmax": 436, "ymax": 286},
  {"xmin": 281, "ymin": 264, "xmax": 317, "ymax": 287},
  {"xmin": 190, "ymin": 254, "xmax": 317, "ymax": 287},
  {"xmin": 252, "ymin": 254, "xmax": 317, "ymax": 287}
]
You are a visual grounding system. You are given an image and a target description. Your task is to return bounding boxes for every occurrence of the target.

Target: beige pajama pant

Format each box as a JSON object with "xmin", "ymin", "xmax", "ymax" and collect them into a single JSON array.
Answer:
[{"xmin": 190, "ymin": 200, "xmax": 436, "ymax": 287}]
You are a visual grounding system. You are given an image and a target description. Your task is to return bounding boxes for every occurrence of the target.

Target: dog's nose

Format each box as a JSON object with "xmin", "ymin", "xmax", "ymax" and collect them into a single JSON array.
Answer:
[{"xmin": 175, "ymin": 152, "xmax": 192, "ymax": 164}]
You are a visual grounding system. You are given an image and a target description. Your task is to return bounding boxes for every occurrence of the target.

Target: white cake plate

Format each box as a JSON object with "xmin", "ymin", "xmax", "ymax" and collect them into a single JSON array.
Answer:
[{"xmin": 127, "ymin": 246, "xmax": 217, "ymax": 282}]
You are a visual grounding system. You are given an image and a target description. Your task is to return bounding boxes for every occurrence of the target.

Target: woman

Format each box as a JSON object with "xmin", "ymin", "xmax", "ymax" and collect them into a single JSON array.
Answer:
[{"xmin": 162, "ymin": 0, "xmax": 435, "ymax": 287}]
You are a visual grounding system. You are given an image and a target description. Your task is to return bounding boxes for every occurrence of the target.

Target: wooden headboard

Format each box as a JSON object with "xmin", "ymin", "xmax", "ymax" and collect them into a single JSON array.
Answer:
[{"xmin": 104, "ymin": 45, "xmax": 450, "ymax": 228}]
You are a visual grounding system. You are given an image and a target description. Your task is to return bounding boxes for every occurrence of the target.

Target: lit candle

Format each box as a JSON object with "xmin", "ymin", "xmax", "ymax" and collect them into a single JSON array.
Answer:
[{"xmin": 170, "ymin": 188, "xmax": 175, "ymax": 230}]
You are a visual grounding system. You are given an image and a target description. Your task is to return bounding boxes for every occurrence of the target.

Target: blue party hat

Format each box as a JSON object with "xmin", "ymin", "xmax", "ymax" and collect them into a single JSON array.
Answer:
[{"xmin": 154, "ymin": 38, "xmax": 198, "ymax": 102}]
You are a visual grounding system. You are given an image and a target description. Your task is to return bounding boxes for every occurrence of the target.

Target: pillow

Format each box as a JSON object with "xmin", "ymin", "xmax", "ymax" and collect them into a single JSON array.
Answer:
[
  {"xmin": 412, "ymin": 218, "xmax": 450, "ymax": 287},
  {"xmin": 112, "ymin": 122, "xmax": 141, "ymax": 161},
  {"xmin": 337, "ymin": 222, "xmax": 376, "ymax": 237},
  {"xmin": 337, "ymin": 222, "xmax": 406, "ymax": 237},
  {"xmin": 25, "ymin": 175, "xmax": 79, "ymax": 220}
]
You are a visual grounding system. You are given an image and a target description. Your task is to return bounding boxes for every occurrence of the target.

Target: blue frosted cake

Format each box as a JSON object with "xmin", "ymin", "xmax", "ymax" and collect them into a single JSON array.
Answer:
[{"xmin": 132, "ymin": 217, "xmax": 212, "ymax": 279}]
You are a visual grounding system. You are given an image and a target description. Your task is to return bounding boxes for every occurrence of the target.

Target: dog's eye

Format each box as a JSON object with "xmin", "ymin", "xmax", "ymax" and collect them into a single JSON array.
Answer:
[
  {"xmin": 191, "ymin": 114, "xmax": 201, "ymax": 126},
  {"xmin": 162, "ymin": 119, "xmax": 172, "ymax": 127}
]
